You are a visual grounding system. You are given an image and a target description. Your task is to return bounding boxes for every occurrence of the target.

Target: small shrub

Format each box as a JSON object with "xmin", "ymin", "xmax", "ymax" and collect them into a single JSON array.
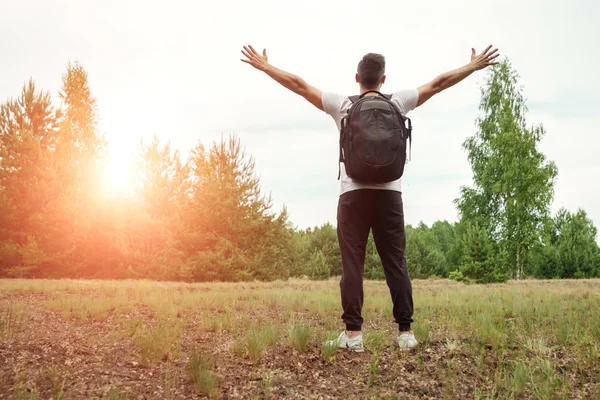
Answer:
[
  {"xmin": 187, "ymin": 350, "xmax": 217, "ymax": 395},
  {"xmin": 134, "ymin": 321, "xmax": 182, "ymax": 364},
  {"xmin": 289, "ymin": 324, "xmax": 310, "ymax": 353},
  {"xmin": 0, "ymin": 302, "xmax": 22, "ymax": 340},
  {"xmin": 247, "ymin": 329, "xmax": 266, "ymax": 360},
  {"xmin": 448, "ymin": 270, "xmax": 467, "ymax": 282},
  {"xmin": 261, "ymin": 325, "xmax": 279, "ymax": 347},
  {"xmin": 513, "ymin": 361, "xmax": 530, "ymax": 393},
  {"xmin": 322, "ymin": 334, "xmax": 338, "ymax": 362},
  {"xmin": 444, "ymin": 339, "xmax": 461, "ymax": 353},
  {"xmin": 368, "ymin": 353, "xmax": 380, "ymax": 386},
  {"xmin": 412, "ymin": 323, "xmax": 430, "ymax": 345},
  {"xmin": 364, "ymin": 330, "xmax": 387, "ymax": 353},
  {"xmin": 230, "ymin": 336, "xmax": 246, "ymax": 358}
]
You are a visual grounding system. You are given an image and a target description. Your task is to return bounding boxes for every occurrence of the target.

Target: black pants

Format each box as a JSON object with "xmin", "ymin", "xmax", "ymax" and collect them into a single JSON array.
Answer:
[{"xmin": 337, "ymin": 189, "xmax": 413, "ymax": 332}]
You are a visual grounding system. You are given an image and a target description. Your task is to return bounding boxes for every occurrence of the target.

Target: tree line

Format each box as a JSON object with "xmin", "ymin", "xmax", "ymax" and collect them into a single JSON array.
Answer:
[
  {"xmin": 0, "ymin": 63, "xmax": 293, "ymax": 281},
  {"xmin": 1, "ymin": 60, "xmax": 598, "ymax": 282},
  {"xmin": 299, "ymin": 210, "xmax": 600, "ymax": 282}
]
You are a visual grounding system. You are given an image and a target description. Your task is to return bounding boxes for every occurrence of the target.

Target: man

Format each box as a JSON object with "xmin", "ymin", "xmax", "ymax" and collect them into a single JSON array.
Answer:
[{"xmin": 241, "ymin": 44, "xmax": 499, "ymax": 352}]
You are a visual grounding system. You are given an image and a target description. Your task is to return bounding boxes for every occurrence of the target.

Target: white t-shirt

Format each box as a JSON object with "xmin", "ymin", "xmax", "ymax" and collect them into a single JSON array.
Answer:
[{"xmin": 322, "ymin": 90, "xmax": 419, "ymax": 196}]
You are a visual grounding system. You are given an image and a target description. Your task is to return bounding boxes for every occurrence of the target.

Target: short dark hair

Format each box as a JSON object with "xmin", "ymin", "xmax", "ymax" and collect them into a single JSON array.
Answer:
[{"xmin": 357, "ymin": 53, "xmax": 385, "ymax": 89}]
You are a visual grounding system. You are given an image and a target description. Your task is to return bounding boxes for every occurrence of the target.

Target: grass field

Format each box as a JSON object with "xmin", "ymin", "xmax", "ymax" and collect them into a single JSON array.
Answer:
[{"xmin": 0, "ymin": 278, "xmax": 599, "ymax": 399}]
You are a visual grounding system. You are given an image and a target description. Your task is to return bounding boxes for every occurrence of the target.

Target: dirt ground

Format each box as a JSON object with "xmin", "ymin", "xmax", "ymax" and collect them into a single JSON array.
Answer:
[{"xmin": 1, "ymin": 279, "xmax": 599, "ymax": 399}]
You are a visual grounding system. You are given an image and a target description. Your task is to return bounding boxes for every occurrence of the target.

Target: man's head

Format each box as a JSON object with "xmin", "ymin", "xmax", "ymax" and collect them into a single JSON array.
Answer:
[{"xmin": 356, "ymin": 53, "xmax": 386, "ymax": 90}]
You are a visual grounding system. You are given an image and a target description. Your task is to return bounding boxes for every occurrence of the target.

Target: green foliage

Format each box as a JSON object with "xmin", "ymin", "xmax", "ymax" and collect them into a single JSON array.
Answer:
[
  {"xmin": 0, "ymin": 79, "xmax": 63, "ymax": 273},
  {"xmin": 455, "ymin": 58, "xmax": 558, "ymax": 280},
  {"xmin": 457, "ymin": 223, "xmax": 509, "ymax": 283},
  {"xmin": 187, "ymin": 350, "xmax": 217, "ymax": 394},
  {"xmin": 134, "ymin": 320, "xmax": 182, "ymax": 364},
  {"xmin": 246, "ymin": 329, "xmax": 267, "ymax": 360},
  {"xmin": 322, "ymin": 340, "xmax": 338, "ymax": 362},
  {"xmin": 448, "ymin": 270, "xmax": 466, "ymax": 282},
  {"xmin": 292, "ymin": 223, "xmax": 340, "ymax": 278},
  {"xmin": 3, "ymin": 236, "xmax": 49, "ymax": 277},
  {"xmin": 306, "ymin": 249, "xmax": 331, "ymax": 280},
  {"xmin": 531, "ymin": 208, "xmax": 600, "ymax": 279},
  {"xmin": 288, "ymin": 323, "xmax": 310, "ymax": 353},
  {"xmin": 295, "ymin": 221, "xmax": 462, "ymax": 281},
  {"xmin": 405, "ymin": 223, "xmax": 455, "ymax": 278},
  {"xmin": 180, "ymin": 135, "xmax": 293, "ymax": 282},
  {"xmin": 364, "ymin": 232, "xmax": 385, "ymax": 280},
  {"xmin": 0, "ymin": 65, "xmax": 294, "ymax": 282}
]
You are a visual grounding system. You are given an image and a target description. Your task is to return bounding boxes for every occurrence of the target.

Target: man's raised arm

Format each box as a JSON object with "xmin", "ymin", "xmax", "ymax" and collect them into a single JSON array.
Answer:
[
  {"xmin": 241, "ymin": 45, "xmax": 324, "ymax": 111},
  {"xmin": 416, "ymin": 45, "xmax": 500, "ymax": 108}
]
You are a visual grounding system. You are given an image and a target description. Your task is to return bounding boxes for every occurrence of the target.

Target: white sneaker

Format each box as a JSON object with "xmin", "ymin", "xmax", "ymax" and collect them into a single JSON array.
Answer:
[
  {"xmin": 398, "ymin": 332, "xmax": 418, "ymax": 351},
  {"xmin": 326, "ymin": 331, "xmax": 365, "ymax": 353}
]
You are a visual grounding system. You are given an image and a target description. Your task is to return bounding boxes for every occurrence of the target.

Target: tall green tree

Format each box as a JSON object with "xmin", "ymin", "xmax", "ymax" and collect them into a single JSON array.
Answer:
[
  {"xmin": 55, "ymin": 62, "xmax": 117, "ymax": 278},
  {"xmin": 455, "ymin": 222, "xmax": 509, "ymax": 283},
  {"xmin": 119, "ymin": 137, "xmax": 191, "ymax": 280},
  {"xmin": 181, "ymin": 134, "xmax": 293, "ymax": 281},
  {"xmin": 58, "ymin": 61, "xmax": 106, "ymax": 169},
  {"xmin": 0, "ymin": 80, "xmax": 62, "ymax": 276},
  {"xmin": 0, "ymin": 63, "xmax": 108, "ymax": 277},
  {"xmin": 134, "ymin": 136, "xmax": 189, "ymax": 218},
  {"xmin": 455, "ymin": 59, "xmax": 558, "ymax": 279}
]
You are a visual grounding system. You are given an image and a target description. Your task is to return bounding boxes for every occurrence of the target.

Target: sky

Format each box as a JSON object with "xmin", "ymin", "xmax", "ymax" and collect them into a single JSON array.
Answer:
[{"xmin": 1, "ymin": 0, "xmax": 599, "ymax": 231}]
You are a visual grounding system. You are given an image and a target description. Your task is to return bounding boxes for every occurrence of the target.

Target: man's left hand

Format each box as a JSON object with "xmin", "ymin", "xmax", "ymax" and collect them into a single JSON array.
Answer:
[{"xmin": 241, "ymin": 45, "xmax": 269, "ymax": 71}]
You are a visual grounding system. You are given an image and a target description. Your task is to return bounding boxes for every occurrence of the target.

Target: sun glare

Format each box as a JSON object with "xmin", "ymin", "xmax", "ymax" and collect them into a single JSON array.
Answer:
[{"xmin": 103, "ymin": 150, "xmax": 133, "ymax": 194}]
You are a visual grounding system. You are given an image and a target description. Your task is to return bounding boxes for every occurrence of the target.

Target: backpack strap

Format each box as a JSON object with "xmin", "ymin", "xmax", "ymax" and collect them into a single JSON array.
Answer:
[
  {"xmin": 338, "ymin": 117, "xmax": 346, "ymax": 180},
  {"xmin": 406, "ymin": 117, "xmax": 413, "ymax": 162},
  {"xmin": 352, "ymin": 91, "xmax": 393, "ymax": 102},
  {"xmin": 358, "ymin": 90, "xmax": 393, "ymax": 100},
  {"xmin": 339, "ymin": 96, "xmax": 358, "ymax": 179}
]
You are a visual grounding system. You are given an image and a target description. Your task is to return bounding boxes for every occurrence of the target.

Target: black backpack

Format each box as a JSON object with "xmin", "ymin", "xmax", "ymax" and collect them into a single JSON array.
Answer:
[{"xmin": 338, "ymin": 90, "xmax": 412, "ymax": 184}]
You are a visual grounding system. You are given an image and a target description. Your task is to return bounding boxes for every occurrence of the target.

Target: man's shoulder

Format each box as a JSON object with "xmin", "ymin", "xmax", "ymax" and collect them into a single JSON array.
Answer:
[
  {"xmin": 322, "ymin": 92, "xmax": 351, "ymax": 117},
  {"xmin": 390, "ymin": 89, "xmax": 419, "ymax": 114},
  {"xmin": 322, "ymin": 92, "xmax": 348, "ymax": 103},
  {"xmin": 391, "ymin": 89, "xmax": 419, "ymax": 100}
]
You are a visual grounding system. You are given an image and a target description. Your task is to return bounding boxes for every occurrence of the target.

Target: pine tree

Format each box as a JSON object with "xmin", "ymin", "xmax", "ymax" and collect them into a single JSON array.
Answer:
[
  {"xmin": 55, "ymin": 62, "xmax": 115, "ymax": 277},
  {"xmin": 457, "ymin": 222, "xmax": 509, "ymax": 283},
  {"xmin": 182, "ymin": 134, "xmax": 293, "ymax": 281},
  {"xmin": 134, "ymin": 136, "xmax": 189, "ymax": 218},
  {"xmin": 0, "ymin": 79, "xmax": 62, "ymax": 276},
  {"xmin": 122, "ymin": 136, "xmax": 190, "ymax": 279},
  {"xmin": 307, "ymin": 249, "xmax": 331, "ymax": 280}
]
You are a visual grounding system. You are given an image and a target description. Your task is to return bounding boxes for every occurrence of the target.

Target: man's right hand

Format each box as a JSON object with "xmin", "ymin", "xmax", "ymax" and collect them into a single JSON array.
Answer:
[
  {"xmin": 239, "ymin": 44, "xmax": 324, "ymax": 111},
  {"xmin": 469, "ymin": 45, "xmax": 500, "ymax": 71}
]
